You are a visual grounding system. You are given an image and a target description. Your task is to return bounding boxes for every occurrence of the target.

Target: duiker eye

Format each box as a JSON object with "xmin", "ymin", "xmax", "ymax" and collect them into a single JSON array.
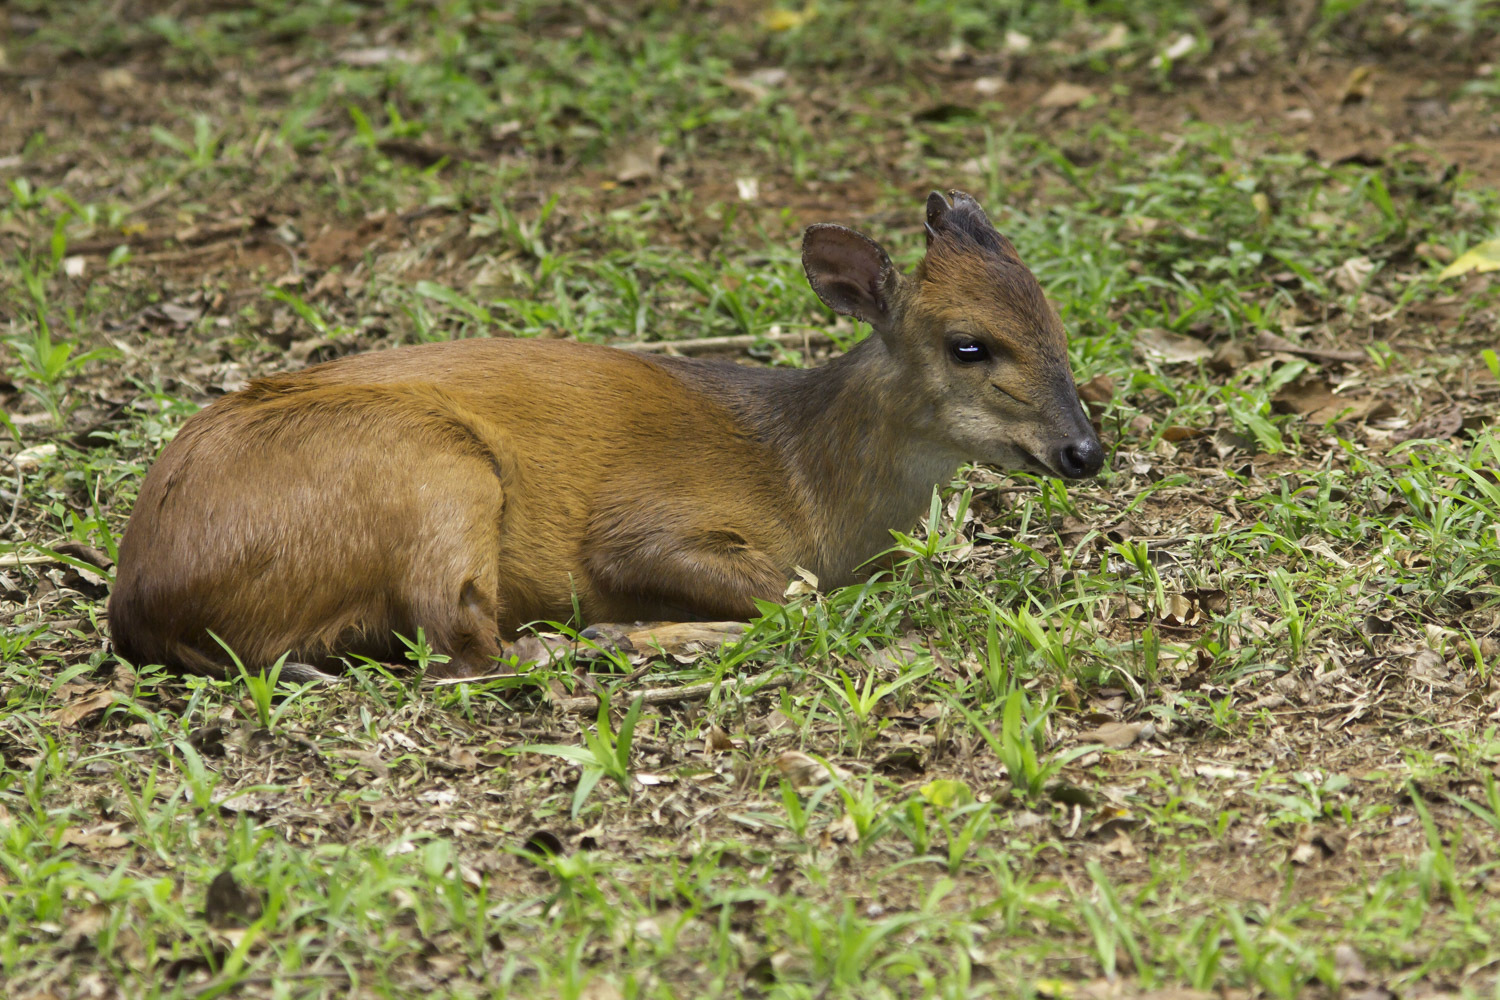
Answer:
[{"xmin": 948, "ymin": 337, "xmax": 991, "ymax": 364}]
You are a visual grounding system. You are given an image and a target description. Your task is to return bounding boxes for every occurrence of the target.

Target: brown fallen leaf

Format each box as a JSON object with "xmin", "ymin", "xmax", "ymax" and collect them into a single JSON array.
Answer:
[
  {"xmin": 1077, "ymin": 721, "xmax": 1154, "ymax": 749},
  {"xmin": 1191, "ymin": 589, "xmax": 1230, "ymax": 614},
  {"xmin": 1290, "ymin": 840, "xmax": 1321, "ymax": 865},
  {"xmin": 447, "ymin": 746, "xmax": 480, "ymax": 770},
  {"xmin": 1275, "ymin": 378, "xmax": 1394, "ymax": 425},
  {"xmin": 624, "ymin": 621, "xmax": 746, "ymax": 659},
  {"xmin": 1254, "ymin": 330, "xmax": 1365, "ymax": 364},
  {"xmin": 874, "ymin": 745, "xmax": 926, "ymax": 777},
  {"xmin": 1338, "ymin": 64, "xmax": 1376, "ymax": 104},
  {"xmin": 59, "ymin": 903, "xmax": 113, "ymax": 951},
  {"xmin": 1160, "ymin": 593, "xmax": 1197, "ymax": 626},
  {"xmin": 1332, "ymin": 255, "xmax": 1376, "ymax": 292},
  {"xmin": 821, "ymin": 813, "xmax": 859, "ymax": 846},
  {"xmin": 502, "ymin": 633, "xmax": 573, "ymax": 669},
  {"xmin": 53, "ymin": 541, "xmax": 114, "ymax": 571},
  {"xmin": 1391, "ymin": 406, "xmax": 1464, "ymax": 444},
  {"xmin": 1207, "ymin": 339, "xmax": 1257, "ymax": 375},
  {"xmin": 111, "ymin": 661, "xmax": 138, "ymax": 694},
  {"xmin": 1290, "ymin": 826, "xmax": 1345, "ymax": 866},
  {"xmin": 1212, "ymin": 427, "xmax": 1254, "ymax": 458},
  {"xmin": 613, "ymin": 142, "xmax": 665, "ymax": 184},
  {"xmin": 1077, "ymin": 373, "xmax": 1114, "ymax": 408},
  {"xmin": 1136, "ymin": 328, "xmax": 1212, "ymax": 364},
  {"xmin": 205, "ymin": 870, "xmax": 262, "ymax": 928},
  {"xmin": 62, "ymin": 827, "xmax": 130, "ymax": 850},
  {"xmin": 1077, "ymin": 978, "xmax": 1211, "ymax": 1000},
  {"xmin": 53, "ymin": 688, "xmax": 116, "ymax": 727},
  {"xmin": 1104, "ymin": 829, "xmax": 1137, "ymax": 857},
  {"xmin": 13, "ymin": 443, "xmax": 58, "ymax": 471},
  {"xmin": 97, "ymin": 67, "xmax": 140, "ymax": 92},
  {"xmin": 1037, "ymin": 81, "xmax": 1094, "ymax": 109},
  {"xmin": 1273, "ymin": 378, "xmax": 1338, "ymax": 417},
  {"xmin": 774, "ymin": 750, "xmax": 850, "ymax": 787}
]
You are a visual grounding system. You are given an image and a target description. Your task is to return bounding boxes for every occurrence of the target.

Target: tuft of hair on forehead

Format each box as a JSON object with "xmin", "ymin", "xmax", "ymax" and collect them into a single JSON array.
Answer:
[
  {"xmin": 920, "ymin": 191, "xmax": 1056, "ymax": 329},
  {"xmin": 924, "ymin": 190, "xmax": 1021, "ymax": 264}
]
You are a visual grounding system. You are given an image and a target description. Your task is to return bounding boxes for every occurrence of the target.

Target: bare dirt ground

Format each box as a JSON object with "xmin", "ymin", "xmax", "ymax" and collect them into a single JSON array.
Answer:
[{"xmin": 3, "ymin": 2, "xmax": 1500, "ymax": 998}]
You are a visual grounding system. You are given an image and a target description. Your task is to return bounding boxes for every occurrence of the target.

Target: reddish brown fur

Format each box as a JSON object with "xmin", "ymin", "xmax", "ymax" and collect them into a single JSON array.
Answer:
[{"xmin": 109, "ymin": 190, "xmax": 1102, "ymax": 678}]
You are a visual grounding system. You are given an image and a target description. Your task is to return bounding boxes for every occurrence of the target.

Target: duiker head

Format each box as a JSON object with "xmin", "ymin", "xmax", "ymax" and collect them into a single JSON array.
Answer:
[{"xmin": 801, "ymin": 189, "xmax": 1103, "ymax": 480}]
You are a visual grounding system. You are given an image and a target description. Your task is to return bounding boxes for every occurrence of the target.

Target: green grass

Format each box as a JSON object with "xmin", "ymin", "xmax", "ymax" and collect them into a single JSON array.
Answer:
[{"xmin": 3, "ymin": 0, "xmax": 1500, "ymax": 997}]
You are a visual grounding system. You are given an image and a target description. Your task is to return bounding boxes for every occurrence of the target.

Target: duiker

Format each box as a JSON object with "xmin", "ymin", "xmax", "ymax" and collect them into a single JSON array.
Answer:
[{"xmin": 109, "ymin": 190, "xmax": 1102, "ymax": 678}]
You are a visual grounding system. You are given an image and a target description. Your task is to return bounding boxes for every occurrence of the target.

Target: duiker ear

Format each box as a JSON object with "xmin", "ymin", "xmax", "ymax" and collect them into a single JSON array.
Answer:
[{"xmin": 802, "ymin": 224, "xmax": 897, "ymax": 332}]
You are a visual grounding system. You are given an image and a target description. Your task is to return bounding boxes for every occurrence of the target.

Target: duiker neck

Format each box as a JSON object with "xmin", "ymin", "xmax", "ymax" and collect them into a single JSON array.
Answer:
[{"xmin": 734, "ymin": 335, "xmax": 965, "ymax": 583}]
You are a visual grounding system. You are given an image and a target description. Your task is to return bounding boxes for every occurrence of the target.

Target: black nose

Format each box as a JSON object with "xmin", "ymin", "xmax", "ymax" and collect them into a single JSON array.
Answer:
[{"xmin": 1054, "ymin": 436, "xmax": 1104, "ymax": 479}]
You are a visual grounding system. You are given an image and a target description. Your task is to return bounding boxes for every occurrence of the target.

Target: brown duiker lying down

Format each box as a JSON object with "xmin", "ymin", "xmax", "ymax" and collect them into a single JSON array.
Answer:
[{"xmin": 109, "ymin": 190, "xmax": 1103, "ymax": 679}]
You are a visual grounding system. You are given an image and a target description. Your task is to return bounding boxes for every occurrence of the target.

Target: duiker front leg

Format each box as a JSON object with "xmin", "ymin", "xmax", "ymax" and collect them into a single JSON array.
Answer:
[{"xmin": 582, "ymin": 503, "xmax": 790, "ymax": 623}]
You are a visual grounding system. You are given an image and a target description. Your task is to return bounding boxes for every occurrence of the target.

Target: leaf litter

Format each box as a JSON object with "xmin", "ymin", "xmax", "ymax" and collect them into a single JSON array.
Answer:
[{"xmin": 0, "ymin": 4, "xmax": 1498, "ymax": 999}]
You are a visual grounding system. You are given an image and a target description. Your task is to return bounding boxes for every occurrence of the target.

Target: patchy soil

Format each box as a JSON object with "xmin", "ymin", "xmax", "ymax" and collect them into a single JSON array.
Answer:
[{"xmin": 3, "ymin": 2, "xmax": 1500, "ymax": 998}]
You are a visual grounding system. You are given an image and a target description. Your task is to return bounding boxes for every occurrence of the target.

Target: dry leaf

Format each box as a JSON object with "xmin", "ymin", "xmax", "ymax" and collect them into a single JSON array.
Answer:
[
  {"xmin": 1274, "ymin": 379, "xmax": 1391, "ymax": 424},
  {"xmin": 158, "ymin": 301, "xmax": 203, "ymax": 326},
  {"xmin": 205, "ymin": 870, "xmax": 262, "ymax": 928},
  {"xmin": 502, "ymin": 633, "xmax": 570, "ymax": 669},
  {"xmin": 625, "ymin": 621, "xmax": 745, "ymax": 659},
  {"xmin": 62, "ymin": 827, "xmax": 130, "ymax": 850},
  {"xmin": 59, "ymin": 903, "xmax": 112, "ymax": 951},
  {"xmin": 1076, "ymin": 374, "xmax": 1114, "ymax": 409},
  {"xmin": 822, "ymin": 813, "xmax": 859, "ymax": 846},
  {"xmin": 1392, "ymin": 406, "xmax": 1464, "ymax": 444},
  {"xmin": 1290, "ymin": 840, "xmax": 1321, "ymax": 865},
  {"xmin": 1090, "ymin": 23, "xmax": 1129, "ymax": 52},
  {"xmin": 448, "ymin": 746, "xmax": 480, "ymax": 770},
  {"xmin": 774, "ymin": 751, "xmax": 848, "ymax": 787},
  {"xmin": 1338, "ymin": 65, "xmax": 1376, "ymax": 104},
  {"xmin": 580, "ymin": 979, "xmax": 624, "ymax": 1000},
  {"xmin": 14, "ymin": 443, "xmax": 58, "ymax": 471},
  {"xmin": 1333, "ymin": 255, "xmax": 1376, "ymax": 293},
  {"xmin": 1037, "ymin": 82, "xmax": 1094, "ymax": 109},
  {"xmin": 1334, "ymin": 943, "xmax": 1370, "ymax": 986},
  {"xmin": 1077, "ymin": 721, "xmax": 1154, "ymax": 749},
  {"xmin": 55, "ymin": 540, "xmax": 114, "ymax": 570},
  {"xmin": 783, "ymin": 566, "xmax": 819, "ymax": 598},
  {"xmin": 1160, "ymin": 593, "xmax": 1196, "ymax": 625},
  {"xmin": 614, "ymin": 143, "xmax": 664, "ymax": 184},
  {"xmin": 338, "ymin": 47, "xmax": 417, "ymax": 66},
  {"xmin": 1254, "ymin": 330, "xmax": 1365, "ymax": 364},
  {"xmin": 762, "ymin": 5, "xmax": 814, "ymax": 31},
  {"xmin": 1104, "ymin": 829, "xmax": 1137, "ymax": 857},
  {"xmin": 1193, "ymin": 589, "xmax": 1230, "ymax": 614},
  {"xmin": 1161, "ymin": 34, "xmax": 1196, "ymax": 61},
  {"xmin": 1274, "ymin": 379, "xmax": 1338, "ymax": 417},
  {"xmin": 1135, "ymin": 329, "xmax": 1212, "ymax": 364},
  {"xmin": 97, "ymin": 67, "xmax": 139, "ymax": 92},
  {"xmin": 1437, "ymin": 239, "xmax": 1500, "ymax": 280},
  {"xmin": 53, "ymin": 688, "xmax": 116, "ymax": 727}
]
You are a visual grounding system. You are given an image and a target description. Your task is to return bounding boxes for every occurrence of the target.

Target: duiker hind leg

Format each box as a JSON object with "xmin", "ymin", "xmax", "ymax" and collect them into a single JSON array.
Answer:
[{"xmin": 391, "ymin": 461, "xmax": 508, "ymax": 679}]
